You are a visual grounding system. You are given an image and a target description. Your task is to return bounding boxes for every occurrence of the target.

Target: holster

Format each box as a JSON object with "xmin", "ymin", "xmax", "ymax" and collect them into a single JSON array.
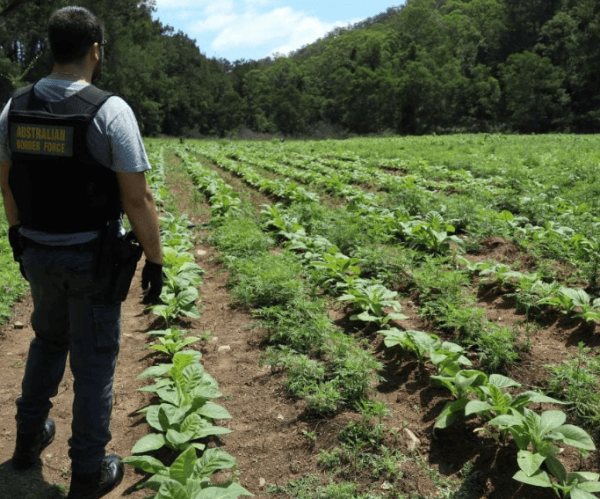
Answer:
[
  {"xmin": 8, "ymin": 225, "xmax": 25, "ymax": 262},
  {"xmin": 95, "ymin": 221, "xmax": 143, "ymax": 302}
]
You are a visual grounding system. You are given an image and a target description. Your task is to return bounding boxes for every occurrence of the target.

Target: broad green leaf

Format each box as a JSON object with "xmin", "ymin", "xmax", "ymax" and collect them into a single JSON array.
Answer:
[
  {"xmin": 387, "ymin": 312, "xmax": 409, "ymax": 321},
  {"xmin": 455, "ymin": 370, "xmax": 488, "ymax": 393},
  {"xmin": 488, "ymin": 374, "xmax": 520, "ymax": 389},
  {"xmin": 150, "ymin": 345, "xmax": 171, "ymax": 354},
  {"xmin": 571, "ymin": 488, "xmax": 600, "ymax": 499},
  {"xmin": 513, "ymin": 470, "xmax": 553, "ymax": 488},
  {"xmin": 159, "ymin": 405, "xmax": 178, "ymax": 431},
  {"xmin": 353, "ymin": 311, "xmax": 379, "ymax": 322},
  {"xmin": 132, "ymin": 433, "xmax": 167, "ymax": 454},
  {"xmin": 488, "ymin": 384, "xmax": 510, "ymax": 410},
  {"xmin": 553, "ymin": 425, "xmax": 596, "ymax": 450},
  {"xmin": 429, "ymin": 375, "xmax": 459, "ymax": 395},
  {"xmin": 517, "ymin": 450, "xmax": 546, "ymax": 477},
  {"xmin": 166, "ymin": 429, "xmax": 193, "ymax": 447},
  {"xmin": 195, "ymin": 448, "xmax": 238, "ymax": 480},
  {"xmin": 561, "ymin": 287, "xmax": 591, "ymax": 308},
  {"xmin": 177, "ymin": 287, "xmax": 199, "ymax": 306},
  {"xmin": 488, "ymin": 414, "xmax": 521, "ymax": 427},
  {"xmin": 545, "ymin": 455, "xmax": 566, "ymax": 483},
  {"xmin": 195, "ymin": 482, "xmax": 254, "ymax": 498},
  {"xmin": 181, "ymin": 363, "xmax": 206, "ymax": 392},
  {"xmin": 181, "ymin": 308, "xmax": 201, "ymax": 319},
  {"xmin": 169, "ymin": 447, "xmax": 198, "ymax": 485},
  {"xmin": 540, "ymin": 410, "xmax": 566, "ymax": 433},
  {"xmin": 572, "ymin": 472, "xmax": 600, "ymax": 483},
  {"xmin": 173, "ymin": 352, "xmax": 198, "ymax": 373},
  {"xmin": 181, "ymin": 413, "xmax": 202, "ymax": 435},
  {"xmin": 156, "ymin": 387, "xmax": 179, "ymax": 406},
  {"xmin": 195, "ymin": 424, "xmax": 232, "ymax": 439},
  {"xmin": 137, "ymin": 364, "xmax": 173, "ymax": 380},
  {"xmin": 381, "ymin": 328, "xmax": 407, "ymax": 348},
  {"xmin": 196, "ymin": 401, "xmax": 231, "ymax": 420},
  {"xmin": 184, "ymin": 478, "xmax": 205, "ymax": 497},
  {"xmin": 464, "ymin": 400, "xmax": 492, "ymax": 417},
  {"xmin": 192, "ymin": 384, "xmax": 222, "ymax": 401},
  {"xmin": 157, "ymin": 479, "xmax": 188, "ymax": 499},
  {"xmin": 577, "ymin": 481, "xmax": 600, "ymax": 493},
  {"xmin": 122, "ymin": 455, "xmax": 167, "ymax": 474},
  {"xmin": 516, "ymin": 391, "xmax": 565, "ymax": 406},
  {"xmin": 434, "ymin": 398, "xmax": 469, "ymax": 429},
  {"xmin": 145, "ymin": 405, "xmax": 167, "ymax": 432}
]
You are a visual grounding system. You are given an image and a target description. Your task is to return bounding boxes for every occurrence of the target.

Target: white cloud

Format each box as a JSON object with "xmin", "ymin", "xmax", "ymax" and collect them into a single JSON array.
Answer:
[
  {"xmin": 272, "ymin": 17, "xmax": 350, "ymax": 56},
  {"xmin": 154, "ymin": 0, "xmax": 207, "ymax": 8},
  {"xmin": 155, "ymin": 0, "xmax": 356, "ymax": 59},
  {"xmin": 190, "ymin": 0, "xmax": 236, "ymax": 31},
  {"xmin": 211, "ymin": 7, "xmax": 303, "ymax": 49}
]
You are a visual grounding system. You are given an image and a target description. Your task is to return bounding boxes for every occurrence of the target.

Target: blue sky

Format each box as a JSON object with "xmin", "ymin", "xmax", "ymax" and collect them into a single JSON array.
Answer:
[{"xmin": 152, "ymin": 0, "xmax": 405, "ymax": 62}]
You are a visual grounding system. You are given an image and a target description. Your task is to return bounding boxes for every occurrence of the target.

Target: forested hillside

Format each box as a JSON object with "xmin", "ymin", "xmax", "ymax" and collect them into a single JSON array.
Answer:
[{"xmin": 1, "ymin": 0, "xmax": 599, "ymax": 136}]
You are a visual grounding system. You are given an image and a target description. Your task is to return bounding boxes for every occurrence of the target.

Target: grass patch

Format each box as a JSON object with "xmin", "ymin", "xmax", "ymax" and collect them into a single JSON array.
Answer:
[
  {"xmin": 228, "ymin": 252, "xmax": 304, "ymax": 308},
  {"xmin": 209, "ymin": 216, "xmax": 275, "ymax": 260},
  {"xmin": 545, "ymin": 342, "xmax": 600, "ymax": 430}
]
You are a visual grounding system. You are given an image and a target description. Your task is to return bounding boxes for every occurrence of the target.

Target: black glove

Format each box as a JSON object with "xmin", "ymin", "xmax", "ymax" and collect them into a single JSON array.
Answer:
[
  {"xmin": 141, "ymin": 261, "xmax": 164, "ymax": 304},
  {"xmin": 8, "ymin": 225, "xmax": 27, "ymax": 281}
]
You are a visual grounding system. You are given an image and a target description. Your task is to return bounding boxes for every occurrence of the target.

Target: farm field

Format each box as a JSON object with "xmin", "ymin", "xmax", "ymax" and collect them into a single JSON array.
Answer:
[{"xmin": 1, "ymin": 134, "xmax": 600, "ymax": 498}]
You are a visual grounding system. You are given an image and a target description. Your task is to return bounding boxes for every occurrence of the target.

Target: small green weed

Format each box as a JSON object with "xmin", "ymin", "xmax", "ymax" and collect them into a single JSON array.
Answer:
[
  {"xmin": 545, "ymin": 342, "xmax": 600, "ymax": 428},
  {"xmin": 228, "ymin": 253, "xmax": 304, "ymax": 308},
  {"xmin": 209, "ymin": 216, "xmax": 275, "ymax": 260}
]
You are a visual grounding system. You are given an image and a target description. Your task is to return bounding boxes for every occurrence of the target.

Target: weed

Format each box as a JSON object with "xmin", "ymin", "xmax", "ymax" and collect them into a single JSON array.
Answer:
[
  {"xmin": 545, "ymin": 342, "xmax": 600, "ymax": 427},
  {"xmin": 319, "ymin": 448, "xmax": 342, "ymax": 468},
  {"xmin": 209, "ymin": 216, "xmax": 275, "ymax": 260},
  {"xmin": 255, "ymin": 298, "xmax": 333, "ymax": 354},
  {"xmin": 228, "ymin": 253, "xmax": 304, "ymax": 308}
]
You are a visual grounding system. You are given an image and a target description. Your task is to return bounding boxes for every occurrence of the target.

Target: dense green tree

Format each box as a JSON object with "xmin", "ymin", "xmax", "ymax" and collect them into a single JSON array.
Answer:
[
  {"xmin": 500, "ymin": 51, "xmax": 570, "ymax": 132},
  {"xmin": 2, "ymin": 0, "xmax": 600, "ymax": 136}
]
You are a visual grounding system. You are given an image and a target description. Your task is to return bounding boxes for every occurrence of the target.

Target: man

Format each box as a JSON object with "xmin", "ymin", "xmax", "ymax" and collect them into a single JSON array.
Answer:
[{"xmin": 0, "ymin": 6, "xmax": 163, "ymax": 499}]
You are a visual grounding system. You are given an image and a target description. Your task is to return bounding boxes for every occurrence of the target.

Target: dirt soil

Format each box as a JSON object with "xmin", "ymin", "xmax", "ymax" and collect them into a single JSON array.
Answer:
[{"xmin": 0, "ymin": 181, "xmax": 598, "ymax": 499}]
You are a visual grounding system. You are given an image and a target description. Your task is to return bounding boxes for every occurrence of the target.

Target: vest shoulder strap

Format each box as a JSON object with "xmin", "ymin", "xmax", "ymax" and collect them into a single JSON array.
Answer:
[
  {"xmin": 10, "ymin": 84, "xmax": 34, "ymax": 110},
  {"xmin": 75, "ymin": 84, "xmax": 114, "ymax": 109},
  {"xmin": 9, "ymin": 83, "xmax": 114, "ymax": 115}
]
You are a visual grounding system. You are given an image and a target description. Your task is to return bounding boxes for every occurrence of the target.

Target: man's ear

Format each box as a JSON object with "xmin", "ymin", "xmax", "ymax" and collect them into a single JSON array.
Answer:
[{"xmin": 89, "ymin": 42, "xmax": 101, "ymax": 64}]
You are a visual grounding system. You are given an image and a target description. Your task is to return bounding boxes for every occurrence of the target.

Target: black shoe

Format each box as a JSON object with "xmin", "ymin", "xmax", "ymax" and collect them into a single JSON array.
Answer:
[
  {"xmin": 11, "ymin": 418, "xmax": 55, "ymax": 470},
  {"xmin": 67, "ymin": 455, "xmax": 124, "ymax": 499}
]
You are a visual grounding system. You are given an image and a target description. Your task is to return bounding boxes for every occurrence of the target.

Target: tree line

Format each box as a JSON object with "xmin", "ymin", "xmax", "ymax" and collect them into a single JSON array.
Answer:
[{"xmin": 1, "ymin": 0, "xmax": 599, "ymax": 136}]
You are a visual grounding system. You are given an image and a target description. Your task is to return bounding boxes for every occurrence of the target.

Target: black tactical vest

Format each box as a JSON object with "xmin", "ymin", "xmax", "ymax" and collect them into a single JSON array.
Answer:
[{"xmin": 7, "ymin": 83, "xmax": 122, "ymax": 233}]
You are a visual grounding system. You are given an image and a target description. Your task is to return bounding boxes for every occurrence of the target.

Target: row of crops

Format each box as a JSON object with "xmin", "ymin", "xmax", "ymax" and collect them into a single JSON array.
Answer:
[
  {"xmin": 140, "ymin": 135, "xmax": 600, "ymax": 499},
  {"xmin": 122, "ymin": 146, "xmax": 252, "ymax": 499}
]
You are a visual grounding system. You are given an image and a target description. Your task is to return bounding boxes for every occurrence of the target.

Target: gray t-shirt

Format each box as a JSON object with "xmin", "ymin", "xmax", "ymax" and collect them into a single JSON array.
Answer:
[{"xmin": 0, "ymin": 77, "xmax": 151, "ymax": 245}]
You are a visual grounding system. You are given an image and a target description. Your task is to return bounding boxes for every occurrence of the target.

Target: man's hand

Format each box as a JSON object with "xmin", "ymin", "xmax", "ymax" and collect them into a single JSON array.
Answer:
[{"xmin": 141, "ymin": 260, "xmax": 163, "ymax": 304}]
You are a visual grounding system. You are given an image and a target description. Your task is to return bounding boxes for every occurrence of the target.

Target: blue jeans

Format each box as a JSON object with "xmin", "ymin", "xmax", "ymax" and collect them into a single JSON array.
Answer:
[{"xmin": 17, "ymin": 241, "xmax": 121, "ymax": 475}]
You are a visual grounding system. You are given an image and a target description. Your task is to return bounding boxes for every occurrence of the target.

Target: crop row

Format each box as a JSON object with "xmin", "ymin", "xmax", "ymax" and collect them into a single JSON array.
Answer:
[
  {"xmin": 186, "ymin": 143, "xmax": 600, "ymax": 332},
  {"xmin": 122, "ymin": 146, "xmax": 252, "ymax": 499},
  {"xmin": 178, "ymin": 143, "xmax": 600, "ymax": 498},
  {"xmin": 196, "ymin": 142, "xmax": 600, "ymax": 290}
]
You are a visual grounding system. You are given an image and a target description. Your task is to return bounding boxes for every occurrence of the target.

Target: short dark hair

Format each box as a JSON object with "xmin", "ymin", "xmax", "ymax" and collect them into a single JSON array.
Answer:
[{"xmin": 48, "ymin": 6, "xmax": 104, "ymax": 64}]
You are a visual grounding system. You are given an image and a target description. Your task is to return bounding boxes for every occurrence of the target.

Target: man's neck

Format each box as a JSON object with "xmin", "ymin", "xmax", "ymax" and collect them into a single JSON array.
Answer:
[{"xmin": 48, "ymin": 64, "xmax": 91, "ymax": 84}]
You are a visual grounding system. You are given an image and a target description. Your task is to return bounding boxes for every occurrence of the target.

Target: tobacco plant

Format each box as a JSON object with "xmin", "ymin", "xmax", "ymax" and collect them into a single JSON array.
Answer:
[
  {"xmin": 338, "ymin": 283, "xmax": 408, "ymax": 325},
  {"xmin": 134, "ymin": 352, "xmax": 231, "ymax": 454},
  {"xmin": 146, "ymin": 328, "xmax": 201, "ymax": 357},
  {"xmin": 123, "ymin": 446, "xmax": 252, "ymax": 499},
  {"xmin": 490, "ymin": 409, "xmax": 596, "ymax": 495},
  {"xmin": 310, "ymin": 248, "xmax": 362, "ymax": 291}
]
